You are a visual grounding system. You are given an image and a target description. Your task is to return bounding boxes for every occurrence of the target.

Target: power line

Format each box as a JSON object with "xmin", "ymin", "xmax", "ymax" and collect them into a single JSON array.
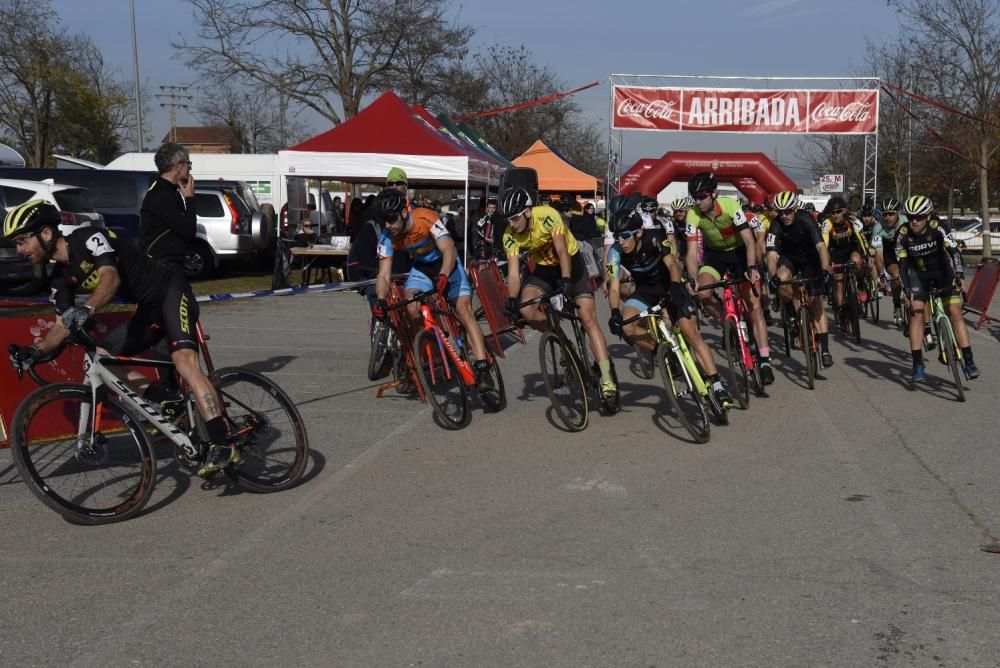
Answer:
[{"xmin": 156, "ymin": 85, "xmax": 194, "ymax": 143}]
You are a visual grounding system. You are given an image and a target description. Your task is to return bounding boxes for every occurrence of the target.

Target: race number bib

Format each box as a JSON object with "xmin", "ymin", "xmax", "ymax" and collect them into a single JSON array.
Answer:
[
  {"xmin": 85, "ymin": 232, "xmax": 113, "ymax": 256},
  {"xmin": 430, "ymin": 219, "xmax": 449, "ymax": 239}
]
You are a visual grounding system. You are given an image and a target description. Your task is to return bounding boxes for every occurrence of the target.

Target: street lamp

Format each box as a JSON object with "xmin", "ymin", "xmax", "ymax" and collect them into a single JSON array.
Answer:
[{"xmin": 130, "ymin": 0, "xmax": 143, "ymax": 151}]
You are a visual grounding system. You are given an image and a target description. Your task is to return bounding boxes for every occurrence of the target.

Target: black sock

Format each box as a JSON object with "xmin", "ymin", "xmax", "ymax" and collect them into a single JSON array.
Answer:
[
  {"xmin": 962, "ymin": 347, "xmax": 973, "ymax": 364},
  {"xmin": 205, "ymin": 416, "xmax": 228, "ymax": 444},
  {"xmin": 911, "ymin": 349, "xmax": 923, "ymax": 367},
  {"xmin": 818, "ymin": 332, "xmax": 829, "ymax": 353},
  {"xmin": 708, "ymin": 373, "xmax": 720, "ymax": 382}
]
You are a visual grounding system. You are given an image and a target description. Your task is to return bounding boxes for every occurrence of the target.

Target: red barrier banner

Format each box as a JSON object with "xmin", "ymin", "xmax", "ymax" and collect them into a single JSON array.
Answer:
[
  {"xmin": 963, "ymin": 259, "xmax": 1000, "ymax": 330},
  {"xmin": 0, "ymin": 311, "xmax": 139, "ymax": 447},
  {"xmin": 612, "ymin": 86, "xmax": 878, "ymax": 134}
]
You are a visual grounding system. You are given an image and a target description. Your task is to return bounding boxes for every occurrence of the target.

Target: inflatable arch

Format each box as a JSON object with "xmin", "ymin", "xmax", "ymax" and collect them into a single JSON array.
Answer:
[{"xmin": 620, "ymin": 151, "xmax": 797, "ymax": 205}]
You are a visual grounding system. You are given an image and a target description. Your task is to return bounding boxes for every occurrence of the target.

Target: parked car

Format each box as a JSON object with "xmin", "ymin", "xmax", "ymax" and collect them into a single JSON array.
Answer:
[
  {"xmin": 957, "ymin": 220, "xmax": 1000, "ymax": 251},
  {"xmin": 187, "ymin": 183, "xmax": 273, "ymax": 280},
  {"xmin": 0, "ymin": 178, "xmax": 104, "ymax": 293}
]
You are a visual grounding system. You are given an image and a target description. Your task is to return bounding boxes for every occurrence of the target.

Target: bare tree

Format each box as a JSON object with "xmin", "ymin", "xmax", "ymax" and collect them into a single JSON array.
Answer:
[
  {"xmin": 179, "ymin": 0, "xmax": 473, "ymax": 125},
  {"xmin": 889, "ymin": 0, "xmax": 1000, "ymax": 256}
]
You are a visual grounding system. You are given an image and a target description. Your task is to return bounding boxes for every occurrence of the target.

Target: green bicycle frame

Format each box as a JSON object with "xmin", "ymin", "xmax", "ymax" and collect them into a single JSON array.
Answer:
[
  {"xmin": 929, "ymin": 294, "xmax": 963, "ymax": 364},
  {"xmin": 646, "ymin": 312, "xmax": 710, "ymax": 399}
]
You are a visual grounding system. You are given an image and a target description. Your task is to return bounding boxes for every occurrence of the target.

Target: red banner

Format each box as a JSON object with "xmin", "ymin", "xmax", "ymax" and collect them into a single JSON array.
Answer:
[{"xmin": 612, "ymin": 86, "xmax": 878, "ymax": 134}]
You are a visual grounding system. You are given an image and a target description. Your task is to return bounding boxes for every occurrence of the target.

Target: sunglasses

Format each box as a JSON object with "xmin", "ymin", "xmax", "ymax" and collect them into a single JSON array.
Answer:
[
  {"xmin": 387, "ymin": 181, "xmax": 407, "ymax": 187},
  {"xmin": 302, "ymin": 224, "xmax": 313, "ymax": 228},
  {"xmin": 692, "ymin": 192, "xmax": 712, "ymax": 201},
  {"xmin": 179, "ymin": 160, "xmax": 193, "ymax": 167},
  {"xmin": 832, "ymin": 208, "xmax": 846, "ymax": 215},
  {"xmin": 614, "ymin": 230, "xmax": 638, "ymax": 242},
  {"xmin": 378, "ymin": 213, "xmax": 402, "ymax": 223},
  {"xmin": 909, "ymin": 214, "xmax": 928, "ymax": 221},
  {"xmin": 507, "ymin": 211, "xmax": 526, "ymax": 224}
]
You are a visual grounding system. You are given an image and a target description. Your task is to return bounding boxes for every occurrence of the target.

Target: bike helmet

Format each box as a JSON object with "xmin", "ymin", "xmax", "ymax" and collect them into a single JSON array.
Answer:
[
  {"xmin": 607, "ymin": 194, "xmax": 633, "ymax": 216},
  {"xmin": 826, "ymin": 195, "xmax": 848, "ymax": 212},
  {"xmin": 903, "ymin": 195, "xmax": 933, "ymax": 217},
  {"xmin": 499, "ymin": 187, "xmax": 533, "ymax": 218},
  {"xmin": 860, "ymin": 202, "xmax": 875, "ymax": 216},
  {"xmin": 772, "ymin": 191, "xmax": 799, "ymax": 211},
  {"xmin": 671, "ymin": 196, "xmax": 694, "ymax": 211},
  {"xmin": 802, "ymin": 202, "xmax": 816, "ymax": 213},
  {"xmin": 610, "ymin": 210, "xmax": 643, "ymax": 236},
  {"xmin": 688, "ymin": 172, "xmax": 717, "ymax": 195},
  {"xmin": 882, "ymin": 197, "xmax": 901, "ymax": 213},
  {"xmin": 639, "ymin": 196, "xmax": 658, "ymax": 214},
  {"xmin": 374, "ymin": 188, "xmax": 407, "ymax": 220},
  {"xmin": 3, "ymin": 199, "xmax": 61, "ymax": 240}
]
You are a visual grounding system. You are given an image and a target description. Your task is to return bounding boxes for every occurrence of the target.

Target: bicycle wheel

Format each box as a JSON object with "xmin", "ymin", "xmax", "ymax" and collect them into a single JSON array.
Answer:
[
  {"xmin": 367, "ymin": 322, "xmax": 393, "ymax": 381},
  {"xmin": 722, "ymin": 320, "xmax": 750, "ymax": 409},
  {"xmin": 938, "ymin": 321, "xmax": 966, "ymax": 403},
  {"xmin": 847, "ymin": 276, "xmax": 862, "ymax": 344},
  {"xmin": 9, "ymin": 383, "xmax": 155, "ymax": 524},
  {"xmin": 413, "ymin": 329, "xmax": 470, "ymax": 430},
  {"xmin": 798, "ymin": 305, "xmax": 816, "ymax": 390},
  {"xmin": 656, "ymin": 345, "xmax": 710, "ymax": 443},
  {"xmin": 464, "ymin": 346, "xmax": 507, "ymax": 412},
  {"xmin": 865, "ymin": 277, "xmax": 881, "ymax": 323},
  {"xmin": 210, "ymin": 367, "xmax": 309, "ymax": 492},
  {"xmin": 538, "ymin": 330, "xmax": 589, "ymax": 431}
]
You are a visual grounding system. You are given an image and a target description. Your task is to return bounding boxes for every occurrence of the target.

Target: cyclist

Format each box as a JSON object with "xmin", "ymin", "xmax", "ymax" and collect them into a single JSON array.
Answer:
[
  {"xmin": 896, "ymin": 196, "xmax": 980, "ymax": 381},
  {"xmin": 371, "ymin": 188, "xmax": 496, "ymax": 394},
  {"xmin": 684, "ymin": 172, "xmax": 774, "ymax": 385},
  {"xmin": 500, "ymin": 186, "xmax": 619, "ymax": 402},
  {"xmin": 871, "ymin": 197, "xmax": 905, "ymax": 324},
  {"xmin": 765, "ymin": 191, "xmax": 835, "ymax": 368},
  {"xmin": 670, "ymin": 195, "xmax": 695, "ymax": 265},
  {"xmin": 858, "ymin": 202, "xmax": 878, "ymax": 246},
  {"xmin": 820, "ymin": 196, "xmax": 871, "ymax": 332},
  {"xmin": 605, "ymin": 211, "xmax": 732, "ymax": 407},
  {"xmin": 4, "ymin": 200, "xmax": 234, "ymax": 477}
]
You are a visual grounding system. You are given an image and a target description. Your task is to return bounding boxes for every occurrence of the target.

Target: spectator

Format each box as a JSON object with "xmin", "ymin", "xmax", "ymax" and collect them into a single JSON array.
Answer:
[
  {"xmin": 140, "ymin": 142, "xmax": 196, "ymax": 275},
  {"xmin": 570, "ymin": 201, "xmax": 601, "ymax": 241},
  {"xmin": 348, "ymin": 197, "xmax": 365, "ymax": 240},
  {"xmin": 293, "ymin": 220, "xmax": 327, "ymax": 245},
  {"xmin": 474, "ymin": 198, "xmax": 504, "ymax": 260},
  {"xmin": 331, "ymin": 196, "xmax": 345, "ymax": 234}
]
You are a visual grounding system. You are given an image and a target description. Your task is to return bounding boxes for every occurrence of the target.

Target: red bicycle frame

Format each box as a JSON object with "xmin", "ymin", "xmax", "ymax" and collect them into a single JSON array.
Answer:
[
  {"xmin": 416, "ymin": 293, "xmax": 476, "ymax": 387},
  {"xmin": 719, "ymin": 275, "xmax": 757, "ymax": 371}
]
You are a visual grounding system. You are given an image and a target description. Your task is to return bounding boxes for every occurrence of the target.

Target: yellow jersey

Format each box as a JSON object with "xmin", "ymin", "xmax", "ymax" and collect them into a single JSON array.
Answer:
[{"xmin": 502, "ymin": 205, "xmax": 579, "ymax": 266}]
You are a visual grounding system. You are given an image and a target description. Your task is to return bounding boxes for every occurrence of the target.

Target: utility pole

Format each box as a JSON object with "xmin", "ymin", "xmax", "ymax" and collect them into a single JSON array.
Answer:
[
  {"xmin": 156, "ymin": 85, "xmax": 193, "ymax": 143},
  {"xmin": 129, "ymin": 0, "xmax": 143, "ymax": 151}
]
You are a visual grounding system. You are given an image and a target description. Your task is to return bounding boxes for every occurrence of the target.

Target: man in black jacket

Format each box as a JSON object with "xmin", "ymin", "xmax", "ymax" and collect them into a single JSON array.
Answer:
[{"xmin": 140, "ymin": 143, "xmax": 197, "ymax": 274}]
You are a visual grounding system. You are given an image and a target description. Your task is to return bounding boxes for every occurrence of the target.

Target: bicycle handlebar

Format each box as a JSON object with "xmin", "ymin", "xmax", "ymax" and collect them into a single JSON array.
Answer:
[
  {"xmin": 698, "ymin": 275, "xmax": 760, "ymax": 298},
  {"xmin": 619, "ymin": 303, "xmax": 665, "ymax": 327}
]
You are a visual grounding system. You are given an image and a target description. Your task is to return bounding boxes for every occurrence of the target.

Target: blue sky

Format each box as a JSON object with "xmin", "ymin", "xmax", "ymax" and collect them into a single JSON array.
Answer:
[{"xmin": 52, "ymin": 0, "xmax": 903, "ymax": 178}]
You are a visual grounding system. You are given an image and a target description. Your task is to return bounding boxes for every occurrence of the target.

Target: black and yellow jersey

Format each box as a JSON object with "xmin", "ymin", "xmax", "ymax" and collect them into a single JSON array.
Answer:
[{"xmin": 502, "ymin": 205, "xmax": 579, "ymax": 266}]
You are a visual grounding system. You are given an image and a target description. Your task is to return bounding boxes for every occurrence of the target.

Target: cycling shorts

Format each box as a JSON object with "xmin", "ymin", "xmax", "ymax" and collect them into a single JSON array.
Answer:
[
  {"xmin": 878, "ymin": 239, "xmax": 898, "ymax": 267},
  {"xmin": 829, "ymin": 245, "xmax": 862, "ymax": 265},
  {"xmin": 699, "ymin": 247, "xmax": 748, "ymax": 281},
  {"xmin": 103, "ymin": 278, "xmax": 200, "ymax": 355},
  {"xmin": 777, "ymin": 255, "xmax": 825, "ymax": 296},
  {"xmin": 524, "ymin": 252, "xmax": 593, "ymax": 298},
  {"xmin": 907, "ymin": 269, "xmax": 961, "ymax": 306},
  {"xmin": 624, "ymin": 283, "xmax": 696, "ymax": 323},
  {"xmin": 405, "ymin": 262, "xmax": 472, "ymax": 300}
]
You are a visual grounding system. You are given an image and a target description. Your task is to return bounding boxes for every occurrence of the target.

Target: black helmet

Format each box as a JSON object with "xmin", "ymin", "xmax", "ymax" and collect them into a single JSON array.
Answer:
[
  {"xmin": 860, "ymin": 202, "xmax": 875, "ymax": 216},
  {"xmin": 3, "ymin": 199, "xmax": 61, "ymax": 240},
  {"xmin": 826, "ymin": 195, "xmax": 848, "ymax": 212},
  {"xmin": 374, "ymin": 188, "xmax": 407, "ymax": 220},
  {"xmin": 639, "ymin": 196, "xmax": 658, "ymax": 214},
  {"xmin": 607, "ymin": 194, "xmax": 633, "ymax": 216},
  {"xmin": 802, "ymin": 202, "xmax": 816, "ymax": 212},
  {"xmin": 610, "ymin": 211, "xmax": 642, "ymax": 236},
  {"xmin": 688, "ymin": 172, "xmax": 717, "ymax": 195},
  {"xmin": 499, "ymin": 187, "xmax": 533, "ymax": 217},
  {"xmin": 882, "ymin": 197, "xmax": 901, "ymax": 213}
]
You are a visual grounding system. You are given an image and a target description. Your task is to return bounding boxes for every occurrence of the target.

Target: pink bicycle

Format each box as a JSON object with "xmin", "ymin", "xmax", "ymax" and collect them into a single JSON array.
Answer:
[{"xmin": 698, "ymin": 273, "xmax": 764, "ymax": 408}]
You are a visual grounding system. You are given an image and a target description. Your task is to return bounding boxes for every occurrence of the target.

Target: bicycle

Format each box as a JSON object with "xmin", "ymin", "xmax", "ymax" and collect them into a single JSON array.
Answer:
[
  {"xmin": 518, "ymin": 292, "xmax": 620, "ymax": 432},
  {"xmin": 861, "ymin": 271, "xmax": 881, "ymax": 324},
  {"xmin": 830, "ymin": 262, "xmax": 862, "ymax": 344},
  {"xmin": 7, "ymin": 323, "xmax": 309, "ymax": 525},
  {"xmin": 776, "ymin": 276, "xmax": 821, "ymax": 390},
  {"xmin": 918, "ymin": 287, "xmax": 968, "ymax": 402},
  {"xmin": 697, "ymin": 273, "xmax": 763, "ymax": 408},
  {"xmin": 619, "ymin": 301, "xmax": 728, "ymax": 443},
  {"xmin": 401, "ymin": 290, "xmax": 506, "ymax": 429}
]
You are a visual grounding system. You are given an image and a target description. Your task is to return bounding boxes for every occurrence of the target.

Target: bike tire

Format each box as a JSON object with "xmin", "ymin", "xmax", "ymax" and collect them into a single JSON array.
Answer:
[
  {"xmin": 633, "ymin": 343, "xmax": 656, "ymax": 380},
  {"xmin": 412, "ymin": 329, "xmax": 470, "ymax": 430},
  {"xmin": 367, "ymin": 322, "xmax": 393, "ymax": 381},
  {"xmin": 656, "ymin": 345, "xmax": 710, "ymax": 443},
  {"xmin": 798, "ymin": 305, "xmax": 815, "ymax": 390},
  {"xmin": 869, "ymin": 279, "xmax": 881, "ymax": 323},
  {"xmin": 9, "ymin": 383, "xmax": 155, "ymax": 525},
  {"xmin": 464, "ymin": 345, "xmax": 507, "ymax": 413},
  {"xmin": 939, "ymin": 325, "xmax": 966, "ymax": 403},
  {"xmin": 538, "ymin": 331, "xmax": 589, "ymax": 432},
  {"xmin": 212, "ymin": 367, "xmax": 310, "ymax": 492},
  {"xmin": 848, "ymin": 276, "xmax": 862, "ymax": 344},
  {"xmin": 722, "ymin": 320, "xmax": 750, "ymax": 409}
]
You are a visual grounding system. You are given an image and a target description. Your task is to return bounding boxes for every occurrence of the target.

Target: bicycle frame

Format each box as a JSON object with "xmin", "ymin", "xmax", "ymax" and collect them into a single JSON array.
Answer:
[
  {"xmin": 636, "ymin": 305, "xmax": 709, "ymax": 398},
  {"xmin": 701, "ymin": 275, "xmax": 756, "ymax": 370},
  {"xmin": 929, "ymin": 293, "xmax": 962, "ymax": 364},
  {"xmin": 417, "ymin": 294, "xmax": 476, "ymax": 387}
]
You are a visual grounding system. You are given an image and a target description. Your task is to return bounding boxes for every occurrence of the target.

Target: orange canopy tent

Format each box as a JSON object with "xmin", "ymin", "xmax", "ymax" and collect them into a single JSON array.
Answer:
[{"xmin": 511, "ymin": 139, "xmax": 600, "ymax": 193}]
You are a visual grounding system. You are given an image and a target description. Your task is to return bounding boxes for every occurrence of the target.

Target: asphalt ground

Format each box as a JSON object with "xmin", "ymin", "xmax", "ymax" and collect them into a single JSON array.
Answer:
[{"xmin": 1, "ymin": 288, "xmax": 999, "ymax": 667}]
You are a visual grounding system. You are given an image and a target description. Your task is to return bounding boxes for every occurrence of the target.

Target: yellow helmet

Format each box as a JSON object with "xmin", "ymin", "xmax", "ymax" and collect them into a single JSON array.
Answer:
[
  {"xmin": 772, "ymin": 191, "xmax": 799, "ymax": 211},
  {"xmin": 3, "ymin": 199, "xmax": 60, "ymax": 240},
  {"xmin": 903, "ymin": 195, "xmax": 933, "ymax": 217}
]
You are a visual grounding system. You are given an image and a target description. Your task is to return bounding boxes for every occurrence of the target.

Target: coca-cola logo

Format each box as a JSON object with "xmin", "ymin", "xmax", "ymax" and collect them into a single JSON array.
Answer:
[
  {"xmin": 811, "ymin": 100, "xmax": 873, "ymax": 123},
  {"xmin": 617, "ymin": 97, "xmax": 677, "ymax": 121}
]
